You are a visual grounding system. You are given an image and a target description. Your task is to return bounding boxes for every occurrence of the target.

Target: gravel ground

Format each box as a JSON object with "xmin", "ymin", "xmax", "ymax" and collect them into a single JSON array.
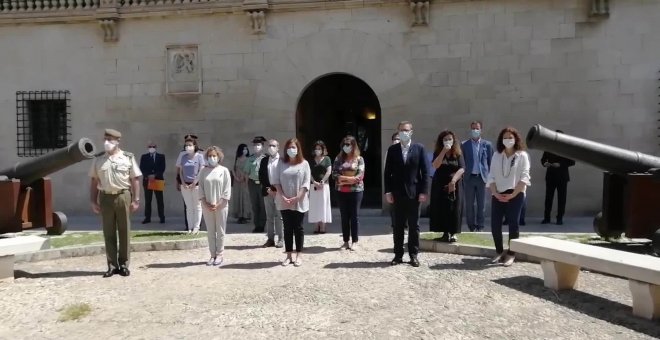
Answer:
[{"xmin": 1, "ymin": 233, "xmax": 658, "ymax": 340}]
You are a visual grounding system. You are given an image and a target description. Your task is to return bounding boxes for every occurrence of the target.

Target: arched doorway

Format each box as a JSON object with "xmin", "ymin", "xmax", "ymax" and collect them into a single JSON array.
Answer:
[{"xmin": 296, "ymin": 73, "xmax": 382, "ymax": 207}]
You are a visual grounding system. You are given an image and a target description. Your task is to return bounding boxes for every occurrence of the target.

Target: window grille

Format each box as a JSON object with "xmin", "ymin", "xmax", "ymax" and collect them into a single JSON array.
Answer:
[{"xmin": 16, "ymin": 90, "xmax": 71, "ymax": 157}]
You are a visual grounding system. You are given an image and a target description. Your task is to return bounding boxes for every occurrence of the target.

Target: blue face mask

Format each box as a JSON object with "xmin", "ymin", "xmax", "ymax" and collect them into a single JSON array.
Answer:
[
  {"xmin": 471, "ymin": 129, "xmax": 481, "ymax": 139},
  {"xmin": 399, "ymin": 131, "xmax": 412, "ymax": 143}
]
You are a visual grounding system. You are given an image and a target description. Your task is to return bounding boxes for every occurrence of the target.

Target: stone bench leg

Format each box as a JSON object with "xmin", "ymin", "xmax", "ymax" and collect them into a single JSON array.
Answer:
[
  {"xmin": 629, "ymin": 280, "xmax": 660, "ymax": 320},
  {"xmin": 541, "ymin": 260, "xmax": 580, "ymax": 290},
  {"xmin": 0, "ymin": 255, "xmax": 15, "ymax": 283}
]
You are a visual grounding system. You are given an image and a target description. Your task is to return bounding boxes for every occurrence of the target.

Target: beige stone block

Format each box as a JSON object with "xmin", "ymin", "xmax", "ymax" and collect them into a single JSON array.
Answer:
[
  {"xmin": 411, "ymin": 45, "xmax": 428, "ymax": 59},
  {"xmin": 0, "ymin": 255, "xmax": 14, "ymax": 283},
  {"xmin": 506, "ymin": 26, "xmax": 533, "ymax": 41},
  {"xmin": 512, "ymin": 40, "xmax": 530, "ymax": 55},
  {"xmin": 427, "ymin": 44, "xmax": 449, "ymax": 58},
  {"xmin": 209, "ymin": 54, "xmax": 243, "ymax": 69},
  {"xmin": 484, "ymin": 41, "xmax": 511, "ymax": 56},
  {"xmin": 203, "ymin": 68, "xmax": 239, "ymax": 82},
  {"xmin": 117, "ymin": 84, "xmax": 131, "ymax": 97},
  {"xmin": 629, "ymin": 280, "xmax": 660, "ymax": 320},
  {"xmin": 540, "ymin": 260, "xmax": 580, "ymax": 290},
  {"xmin": 559, "ymin": 23, "xmax": 576, "ymax": 38},
  {"xmin": 530, "ymin": 39, "xmax": 551, "ymax": 55},
  {"xmin": 550, "ymin": 38, "xmax": 582, "ymax": 54},
  {"xmin": 105, "ymin": 58, "xmax": 118, "ymax": 74},
  {"xmin": 449, "ymin": 43, "xmax": 471, "ymax": 57},
  {"xmin": 448, "ymin": 71, "xmax": 468, "ymax": 85},
  {"xmin": 533, "ymin": 23, "xmax": 561, "ymax": 39}
]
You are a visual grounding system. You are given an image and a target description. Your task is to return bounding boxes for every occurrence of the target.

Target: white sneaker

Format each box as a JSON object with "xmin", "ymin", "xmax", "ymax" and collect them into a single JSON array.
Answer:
[
  {"xmin": 213, "ymin": 257, "xmax": 224, "ymax": 266},
  {"xmin": 192, "ymin": 228, "xmax": 200, "ymax": 235},
  {"xmin": 206, "ymin": 257, "xmax": 215, "ymax": 266},
  {"xmin": 350, "ymin": 242, "xmax": 358, "ymax": 251},
  {"xmin": 281, "ymin": 257, "xmax": 292, "ymax": 266}
]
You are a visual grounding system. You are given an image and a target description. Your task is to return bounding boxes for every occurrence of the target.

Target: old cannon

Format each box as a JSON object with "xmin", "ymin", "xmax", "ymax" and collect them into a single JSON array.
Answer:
[
  {"xmin": 0, "ymin": 138, "xmax": 97, "ymax": 235},
  {"xmin": 526, "ymin": 124, "xmax": 660, "ymax": 253}
]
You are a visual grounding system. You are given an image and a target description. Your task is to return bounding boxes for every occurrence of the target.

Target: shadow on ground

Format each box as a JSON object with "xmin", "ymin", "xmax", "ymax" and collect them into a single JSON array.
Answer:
[
  {"xmin": 14, "ymin": 270, "xmax": 103, "ymax": 279},
  {"xmin": 145, "ymin": 262, "xmax": 206, "ymax": 269},
  {"xmin": 493, "ymin": 276, "xmax": 660, "ymax": 338},
  {"xmin": 429, "ymin": 258, "xmax": 496, "ymax": 271},
  {"xmin": 220, "ymin": 262, "xmax": 281, "ymax": 270},
  {"xmin": 324, "ymin": 261, "xmax": 391, "ymax": 269}
]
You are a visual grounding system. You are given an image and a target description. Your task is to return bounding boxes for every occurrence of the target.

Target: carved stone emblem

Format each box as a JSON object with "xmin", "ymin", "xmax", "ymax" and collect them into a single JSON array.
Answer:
[
  {"xmin": 247, "ymin": 10, "xmax": 266, "ymax": 34},
  {"xmin": 165, "ymin": 45, "xmax": 201, "ymax": 95},
  {"xmin": 410, "ymin": 1, "xmax": 430, "ymax": 27}
]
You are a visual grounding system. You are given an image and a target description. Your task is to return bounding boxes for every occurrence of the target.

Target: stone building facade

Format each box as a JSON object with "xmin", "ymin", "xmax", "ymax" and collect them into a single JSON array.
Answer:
[{"xmin": 0, "ymin": 0, "xmax": 658, "ymax": 217}]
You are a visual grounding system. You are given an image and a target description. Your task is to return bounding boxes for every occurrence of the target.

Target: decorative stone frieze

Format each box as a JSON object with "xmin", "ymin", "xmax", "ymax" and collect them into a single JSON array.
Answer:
[
  {"xmin": 98, "ymin": 18, "xmax": 118, "ymax": 42},
  {"xmin": 243, "ymin": 0, "xmax": 267, "ymax": 34},
  {"xmin": 590, "ymin": 0, "xmax": 609, "ymax": 17},
  {"xmin": 410, "ymin": 0, "xmax": 429, "ymax": 27}
]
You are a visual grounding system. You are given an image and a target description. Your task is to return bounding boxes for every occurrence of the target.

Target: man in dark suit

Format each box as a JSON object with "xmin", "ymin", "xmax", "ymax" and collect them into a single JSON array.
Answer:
[
  {"xmin": 140, "ymin": 141, "xmax": 166, "ymax": 224},
  {"xmin": 460, "ymin": 121, "xmax": 494, "ymax": 232},
  {"xmin": 541, "ymin": 130, "xmax": 576, "ymax": 225},
  {"xmin": 384, "ymin": 121, "xmax": 429, "ymax": 267}
]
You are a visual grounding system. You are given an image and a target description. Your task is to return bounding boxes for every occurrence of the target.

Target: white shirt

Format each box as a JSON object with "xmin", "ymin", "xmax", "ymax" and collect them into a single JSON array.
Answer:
[
  {"xmin": 267, "ymin": 153, "xmax": 280, "ymax": 184},
  {"xmin": 486, "ymin": 150, "xmax": 531, "ymax": 193},
  {"xmin": 401, "ymin": 141, "xmax": 411, "ymax": 163},
  {"xmin": 198, "ymin": 165, "xmax": 232, "ymax": 206}
]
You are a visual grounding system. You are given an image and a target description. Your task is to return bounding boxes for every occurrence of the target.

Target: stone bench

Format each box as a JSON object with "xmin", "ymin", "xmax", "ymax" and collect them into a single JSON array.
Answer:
[
  {"xmin": 0, "ymin": 235, "xmax": 50, "ymax": 282},
  {"xmin": 510, "ymin": 236, "xmax": 660, "ymax": 320}
]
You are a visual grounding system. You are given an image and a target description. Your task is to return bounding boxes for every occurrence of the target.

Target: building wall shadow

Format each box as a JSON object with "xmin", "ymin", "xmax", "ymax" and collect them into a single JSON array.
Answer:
[
  {"xmin": 324, "ymin": 261, "xmax": 390, "ymax": 269},
  {"xmin": 493, "ymin": 276, "xmax": 660, "ymax": 338},
  {"xmin": 14, "ymin": 270, "xmax": 104, "ymax": 279}
]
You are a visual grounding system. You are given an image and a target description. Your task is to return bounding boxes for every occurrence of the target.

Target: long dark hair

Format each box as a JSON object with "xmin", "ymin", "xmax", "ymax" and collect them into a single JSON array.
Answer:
[
  {"xmin": 234, "ymin": 143, "xmax": 249, "ymax": 170},
  {"xmin": 434, "ymin": 130, "xmax": 462, "ymax": 158}
]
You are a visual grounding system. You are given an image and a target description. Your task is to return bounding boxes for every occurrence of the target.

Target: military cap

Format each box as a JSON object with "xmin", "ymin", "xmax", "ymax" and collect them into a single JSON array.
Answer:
[
  {"xmin": 252, "ymin": 136, "xmax": 267, "ymax": 144},
  {"xmin": 104, "ymin": 129, "xmax": 122, "ymax": 138},
  {"xmin": 184, "ymin": 134, "xmax": 199, "ymax": 140}
]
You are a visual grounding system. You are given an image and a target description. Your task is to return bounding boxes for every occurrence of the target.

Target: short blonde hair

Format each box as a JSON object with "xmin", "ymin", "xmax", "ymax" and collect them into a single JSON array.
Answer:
[
  {"xmin": 398, "ymin": 121, "xmax": 413, "ymax": 130},
  {"xmin": 205, "ymin": 146, "xmax": 224, "ymax": 162}
]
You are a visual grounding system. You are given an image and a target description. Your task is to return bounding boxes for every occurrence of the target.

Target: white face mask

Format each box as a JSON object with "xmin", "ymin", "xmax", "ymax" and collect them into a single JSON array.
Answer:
[
  {"xmin": 148, "ymin": 147, "xmax": 156, "ymax": 154},
  {"xmin": 503, "ymin": 138, "xmax": 515, "ymax": 149},
  {"xmin": 342, "ymin": 145, "xmax": 352, "ymax": 154},
  {"xmin": 253, "ymin": 144, "xmax": 263, "ymax": 153},
  {"xmin": 286, "ymin": 148, "xmax": 298, "ymax": 158},
  {"xmin": 242, "ymin": 148, "xmax": 248, "ymax": 156},
  {"xmin": 268, "ymin": 146, "xmax": 278, "ymax": 156},
  {"xmin": 207, "ymin": 156, "xmax": 218, "ymax": 166},
  {"xmin": 185, "ymin": 145, "xmax": 195, "ymax": 154},
  {"xmin": 443, "ymin": 140, "xmax": 453, "ymax": 149},
  {"xmin": 314, "ymin": 149, "xmax": 322, "ymax": 156},
  {"xmin": 104, "ymin": 140, "xmax": 117, "ymax": 152}
]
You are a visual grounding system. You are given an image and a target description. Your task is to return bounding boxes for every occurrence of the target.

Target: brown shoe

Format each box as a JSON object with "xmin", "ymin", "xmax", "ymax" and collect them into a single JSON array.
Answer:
[{"xmin": 262, "ymin": 239, "xmax": 275, "ymax": 248}]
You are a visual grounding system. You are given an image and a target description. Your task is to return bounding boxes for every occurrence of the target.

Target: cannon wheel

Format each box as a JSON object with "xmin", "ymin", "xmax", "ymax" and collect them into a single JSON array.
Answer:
[
  {"xmin": 593, "ymin": 212, "xmax": 622, "ymax": 240},
  {"xmin": 47, "ymin": 211, "xmax": 68, "ymax": 235},
  {"xmin": 653, "ymin": 229, "xmax": 660, "ymax": 256}
]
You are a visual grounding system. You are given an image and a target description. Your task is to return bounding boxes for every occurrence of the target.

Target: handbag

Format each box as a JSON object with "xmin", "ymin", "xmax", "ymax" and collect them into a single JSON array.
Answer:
[{"xmin": 147, "ymin": 179, "xmax": 165, "ymax": 191}]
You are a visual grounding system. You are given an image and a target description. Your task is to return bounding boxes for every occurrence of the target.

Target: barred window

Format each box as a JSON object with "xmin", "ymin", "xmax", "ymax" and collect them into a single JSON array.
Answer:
[{"xmin": 16, "ymin": 91, "xmax": 71, "ymax": 157}]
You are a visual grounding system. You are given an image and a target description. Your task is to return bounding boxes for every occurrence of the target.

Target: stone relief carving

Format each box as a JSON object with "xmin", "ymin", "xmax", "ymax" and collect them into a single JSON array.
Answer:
[
  {"xmin": 166, "ymin": 45, "xmax": 201, "ymax": 95},
  {"xmin": 246, "ymin": 10, "xmax": 266, "ymax": 34},
  {"xmin": 410, "ymin": 1, "xmax": 430, "ymax": 27},
  {"xmin": 99, "ymin": 19, "xmax": 118, "ymax": 42}
]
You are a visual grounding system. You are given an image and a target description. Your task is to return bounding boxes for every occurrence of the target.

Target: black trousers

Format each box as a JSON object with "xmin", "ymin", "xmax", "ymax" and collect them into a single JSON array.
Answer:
[
  {"xmin": 545, "ymin": 180, "xmax": 568, "ymax": 220},
  {"xmin": 393, "ymin": 195, "xmax": 421, "ymax": 259},
  {"xmin": 281, "ymin": 210, "xmax": 304, "ymax": 253},
  {"xmin": 338, "ymin": 191, "xmax": 363, "ymax": 243},
  {"xmin": 491, "ymin": 193, "xmax": 525, "ymax": 254},
  {"xmin": 143, "ymin": 185, "xmax": 165, "ymax": 221}
]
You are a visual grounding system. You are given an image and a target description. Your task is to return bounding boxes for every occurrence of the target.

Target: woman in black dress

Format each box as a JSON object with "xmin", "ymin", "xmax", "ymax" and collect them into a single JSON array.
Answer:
[{"xmin": 429, "ymin": 130, "xmax": 466, "ymax": 243}]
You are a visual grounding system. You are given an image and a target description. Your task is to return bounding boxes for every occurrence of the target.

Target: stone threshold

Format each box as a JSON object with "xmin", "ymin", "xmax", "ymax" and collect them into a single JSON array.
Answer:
[{"xmin": 14, "ymin": 238, "xmax": 208, "ymax": 264}]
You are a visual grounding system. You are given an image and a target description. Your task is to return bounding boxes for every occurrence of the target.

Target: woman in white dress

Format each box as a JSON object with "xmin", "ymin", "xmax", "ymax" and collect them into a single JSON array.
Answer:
[{"xmin": 308, "ymin": 140, "xmax": 332, "ymax": 233}]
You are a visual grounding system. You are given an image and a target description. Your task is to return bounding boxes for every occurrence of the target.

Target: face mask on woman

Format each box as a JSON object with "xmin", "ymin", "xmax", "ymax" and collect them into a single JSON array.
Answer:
[
  {"xmin": 287, "ymin": 148, "xmax": 298, "ymax": 158},
  {"xmin": 242, "ymin": 148, "xmax": 248, "ymax": 156},
  {"xmin": 207, "ymin": 156, "xmax": 218, "ymax": 167},
  {"xmin": 342, "ymin": 145, "xmax": 352, "ymax": 154},
  {"xmin": 185, "ymin": 145, "xmax": 195, "ymax": 154},
  {"xmin": 503, "ymin": 138, "xmax": 515, "ymax": 149},
  {"xmin": 314, "ymin": 149, "xmax": 322, "ymax": 156},
  {"xmin": 443, "ymin": 139, "xmax": 453, "ymax": 149}
]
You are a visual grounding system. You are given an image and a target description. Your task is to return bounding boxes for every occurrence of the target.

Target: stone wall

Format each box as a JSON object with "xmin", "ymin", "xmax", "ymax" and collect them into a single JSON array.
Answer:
[{"xmin": 0, "ymin": 0, "xmax": 658, "ymax": 218}]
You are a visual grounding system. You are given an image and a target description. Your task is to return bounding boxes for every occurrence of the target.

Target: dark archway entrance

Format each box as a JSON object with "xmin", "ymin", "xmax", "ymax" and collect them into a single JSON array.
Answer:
[{"xmin": 296, "ymin": 73, "xmax": 382, "ymax": 207}]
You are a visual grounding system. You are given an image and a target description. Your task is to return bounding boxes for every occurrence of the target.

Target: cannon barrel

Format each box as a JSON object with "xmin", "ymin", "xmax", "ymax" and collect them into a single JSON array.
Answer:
[
  {"xmin": 0, "ymin": 138, "xmax": 97, "ymax": 185},
  {"xmin": 526, "ymin": 125, "xmax": 660, "ymax": 175}
]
